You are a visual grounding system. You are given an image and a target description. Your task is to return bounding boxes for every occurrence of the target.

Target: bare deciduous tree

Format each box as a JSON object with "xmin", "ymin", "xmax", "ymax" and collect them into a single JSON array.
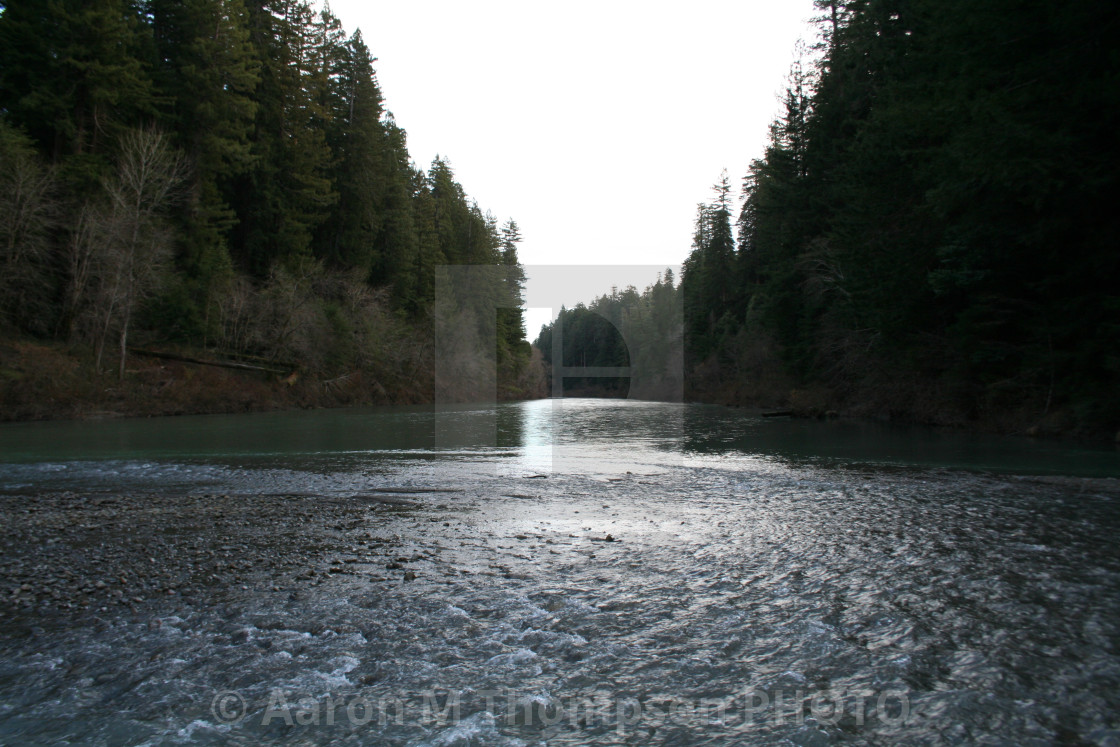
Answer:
[
  {"xmin": 254, "ymin": 259, "xmax": 323, "ymax": 368},
  {"xmin": 0, "ymin": 129, "xmax": 57, "ymax": 333},
  {"xmin": 58, "ymin": 201, "xmax": 103, "ymax": 343},
  {"xmin": 93, "ymin": 127, "xmax": 186, "ymax": 379},
  {"xmin": 214, "ymin": 274, "xmax": 257, "ymax": 356}
]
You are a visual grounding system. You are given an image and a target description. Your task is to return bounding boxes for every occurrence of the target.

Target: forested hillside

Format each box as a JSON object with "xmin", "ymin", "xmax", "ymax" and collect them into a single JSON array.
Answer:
[
  {"xmin": 543, "ymin": 0, "xmax": 1120, "ymax": 438},
  {"xmin": 0, "ymin": 0, "xmax": 538, "ymax": 418}
]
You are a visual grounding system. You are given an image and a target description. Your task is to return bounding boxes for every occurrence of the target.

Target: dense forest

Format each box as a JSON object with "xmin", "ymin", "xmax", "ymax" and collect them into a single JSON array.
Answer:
[
  {"xmin": 0, "ymin": 0, "xmax": 539, "ymax": 418},
  {"xmin": 539, "ymin": 0, "xmax": 1119, "ymax": 438}
]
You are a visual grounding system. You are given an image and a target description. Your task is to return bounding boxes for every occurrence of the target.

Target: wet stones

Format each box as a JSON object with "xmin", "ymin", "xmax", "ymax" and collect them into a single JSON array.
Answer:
[{"xmin": 0, "ymin": 491, "xmax": 379, "ymax": 621}]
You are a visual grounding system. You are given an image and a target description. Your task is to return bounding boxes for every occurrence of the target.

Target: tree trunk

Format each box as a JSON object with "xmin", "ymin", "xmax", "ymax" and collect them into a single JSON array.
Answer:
[
  {"xmin": 95, "ymin": 290, "xmax": 117, "ymax": 375},
  {"xmin": 118, "ymin": 306, "xmax": 130, "ymax": 381}
]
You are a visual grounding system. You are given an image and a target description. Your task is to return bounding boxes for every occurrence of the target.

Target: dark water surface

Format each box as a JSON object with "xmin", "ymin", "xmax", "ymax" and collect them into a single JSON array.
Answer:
[{"xmin": 1, "ymin": 400, "xmax": 1118, "ymax": 745}]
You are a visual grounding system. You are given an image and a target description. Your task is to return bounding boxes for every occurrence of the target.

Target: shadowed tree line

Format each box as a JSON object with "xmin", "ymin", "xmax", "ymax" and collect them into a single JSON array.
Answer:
[
  {"xmin": 548, "ymin": 0, "xmax": 1119, "ymax": 436},
  {"xmin": 535, "ymin": 272, "xmax": 683, "ymax": 401},
  {"xmin": 0, "ymin": 0, "xmax": 532, "ymax": 402}
]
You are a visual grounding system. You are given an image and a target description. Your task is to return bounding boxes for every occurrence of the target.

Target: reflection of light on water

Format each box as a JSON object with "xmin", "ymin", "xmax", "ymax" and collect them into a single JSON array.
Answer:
[
  {"xmin": 500, "ymin": 399, "xmax": 684, "ymax": 477},
  {"xmin": 521, "ymin": 399, "xmax": 555, "ymax": 453},
  {"xmin": 502, "ymin": 398, "xmax": 554, "ymax": 476},
  {"xmin": 4, "ymin": 399, "xmax": 1116, "ymax": 490},
  {"xmin": 681, "ymin": 452, "xmax": 793, "ymax": 475}
]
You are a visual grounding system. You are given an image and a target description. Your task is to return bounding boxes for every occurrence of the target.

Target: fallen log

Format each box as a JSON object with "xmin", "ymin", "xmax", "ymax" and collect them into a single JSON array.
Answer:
[{"xmin": 130, "ymin": 348, "xmax": 292, "ymax": 375}]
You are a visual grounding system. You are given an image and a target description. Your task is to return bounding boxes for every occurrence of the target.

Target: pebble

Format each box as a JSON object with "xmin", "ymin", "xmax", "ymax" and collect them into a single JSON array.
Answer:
[{"xmin": 0, "ymin": 491, "xmax": 380, "ymax": 621}]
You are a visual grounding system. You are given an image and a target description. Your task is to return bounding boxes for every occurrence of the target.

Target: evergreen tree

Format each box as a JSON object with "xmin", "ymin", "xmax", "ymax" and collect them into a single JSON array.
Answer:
[
  {"xmin": 680, "ymin": 0, "xmax": 1120, "ymax": 431},
  {"xmin": 231, "ymin": 0, "xmax": 336, "ymax": 274},
  {"xmin": 0, "ymin": 0, "xmax": 155, "ymax": 183},
  {"xmin": 148, "ymin": 0, "xmax": 259, "ymax": 330},
  {"xmin": 496, "ymin": 218, "xmax": 527, "ymax": 367},
  {"xmin": 0, "ymin": 0, "xmax": 535, "ymax": 406},
  {"xmin": 314, "ymin": 30, "xmax": 387, "ymax": 272},
  {"xmin": 681, "ymin": 172, "xmax": 737, "ymax": 363}
]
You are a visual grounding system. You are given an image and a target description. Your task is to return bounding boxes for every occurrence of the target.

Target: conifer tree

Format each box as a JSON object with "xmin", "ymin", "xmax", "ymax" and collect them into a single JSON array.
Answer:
[
  {"xmin": 0, "ymin": 0, "xmax": 155, "ymax": 182},
  {"xmin": 315, "ymin": 30, "xmax": 387, "ymax": 272},
  {"xmin": 148, "ymin": 0, "xmax": 259, "ymax": 329}
]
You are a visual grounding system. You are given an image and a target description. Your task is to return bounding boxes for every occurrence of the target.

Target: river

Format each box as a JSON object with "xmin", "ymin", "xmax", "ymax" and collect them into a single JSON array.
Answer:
[{"xmin": 1, "ymin": 399, "xmax": 1119, "ymax": 745}]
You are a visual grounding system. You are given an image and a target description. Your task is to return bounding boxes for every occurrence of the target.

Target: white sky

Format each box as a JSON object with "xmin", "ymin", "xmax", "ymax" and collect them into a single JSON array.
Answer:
[{"xmin": 326, "ymin": 0, "xmax": 819, "ymax": 334}]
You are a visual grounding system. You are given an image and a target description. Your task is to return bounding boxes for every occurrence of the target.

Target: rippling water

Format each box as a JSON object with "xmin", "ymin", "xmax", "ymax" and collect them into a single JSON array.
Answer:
[{"xmin": 1, "ymin": 400, "xmax": 1119, "ymax": 745}]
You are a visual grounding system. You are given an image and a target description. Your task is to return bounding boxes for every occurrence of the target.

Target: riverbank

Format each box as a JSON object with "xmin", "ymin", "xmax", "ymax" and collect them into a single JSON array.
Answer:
[
  {"xmin": 0, "ymin": 339, "xmax": 413, "ymax": 422},
  {"xmin": 2, "ymin": 337, "xmax": 1113, "ymax": 444},
  {"xmin": 0, "ymin": 490, "xmax": 382, "ymax": 627},
  {"xmin": 688, "ymin": 373, "xmax": 1120, "ymax": 444},
  {"xmin": 0, "ymin": 339, "xmax": 547, "ymax": 422}
]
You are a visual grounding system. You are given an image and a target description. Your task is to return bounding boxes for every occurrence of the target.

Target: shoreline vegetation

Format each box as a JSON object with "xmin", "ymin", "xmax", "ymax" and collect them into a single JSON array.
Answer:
[
  {"xmin": 2, "ymin": 333, "xmax": 1113, "ymax": 446},
  {"xmin": 0, "ymin": 1, "xmax": 539, "ymax": 421},
  {"xmin": 2, "ymin": 1, "xmax": 1117, "ymax": 443},
  {"xmin": 533, "ymin": 1, "xmax": 1119, "ymax": 444},
  {"xmin": 0, "ymin": 337, "xmax": 548, "ymax": 422}
]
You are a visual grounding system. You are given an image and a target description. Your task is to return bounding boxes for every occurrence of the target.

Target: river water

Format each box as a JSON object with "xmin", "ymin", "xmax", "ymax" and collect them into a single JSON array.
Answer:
[{"xmin": 1, "ymin": 399, "xmax": 1119, "ymax": 745}]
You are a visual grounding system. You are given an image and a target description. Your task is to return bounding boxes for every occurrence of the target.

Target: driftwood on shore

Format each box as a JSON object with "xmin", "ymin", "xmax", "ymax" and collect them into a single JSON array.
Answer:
[{"xmin": 130, "ymin": 348, "xmax": 293, "ymax": 376}]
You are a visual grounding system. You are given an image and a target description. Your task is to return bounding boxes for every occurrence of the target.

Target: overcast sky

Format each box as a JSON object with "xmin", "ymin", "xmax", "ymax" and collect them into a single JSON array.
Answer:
[{"xmin": 327, "ymin": 0, "xmax": 819, "ymax": 331}]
